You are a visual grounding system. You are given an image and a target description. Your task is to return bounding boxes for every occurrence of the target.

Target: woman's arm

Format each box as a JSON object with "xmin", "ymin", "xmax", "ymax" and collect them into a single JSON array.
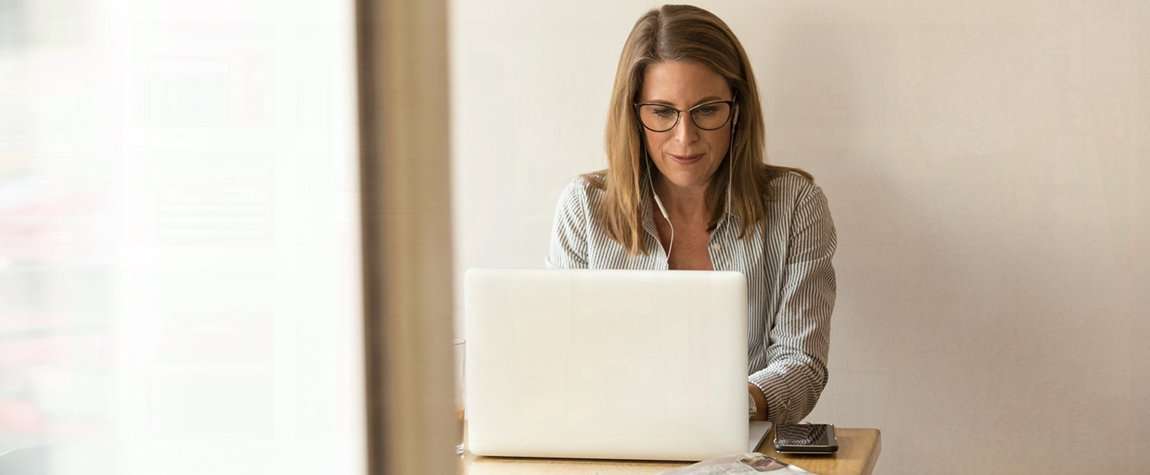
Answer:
[
  {"xmin": 546, "ymin": 178, "xmax": 591, "ymax": 269},
  {"xmin": 749, "ymin": 184, "xmax": 837, "ymax": 423}
]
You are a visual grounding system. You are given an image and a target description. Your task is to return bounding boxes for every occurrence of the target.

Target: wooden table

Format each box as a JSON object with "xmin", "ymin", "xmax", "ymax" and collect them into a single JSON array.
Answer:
[{"xmin": 459, "ymin": 424, "xmax": 881, "ymax": 475}]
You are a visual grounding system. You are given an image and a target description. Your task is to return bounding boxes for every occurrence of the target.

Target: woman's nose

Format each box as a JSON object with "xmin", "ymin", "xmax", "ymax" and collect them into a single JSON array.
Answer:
[{"xmin": 671, "ymin": 114, "xmax": 700, "ymax": 144}]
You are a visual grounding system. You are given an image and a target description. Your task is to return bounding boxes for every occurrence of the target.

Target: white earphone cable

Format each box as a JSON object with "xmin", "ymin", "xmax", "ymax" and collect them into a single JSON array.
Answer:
[{"xmin": 645, "ymin": 152, "xmax": 675, "ymax": 261}]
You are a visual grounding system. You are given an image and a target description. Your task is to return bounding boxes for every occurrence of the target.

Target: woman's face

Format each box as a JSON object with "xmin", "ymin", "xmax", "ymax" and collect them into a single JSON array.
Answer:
[{"xmin": 638, "ymin": 60, "xmax": 735, "ymax": 191}]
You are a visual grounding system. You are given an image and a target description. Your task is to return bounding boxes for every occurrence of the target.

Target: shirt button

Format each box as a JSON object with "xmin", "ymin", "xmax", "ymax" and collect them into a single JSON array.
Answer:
[{"xmin": 711, "ymin": 243, "xmax": 721, "ymax": 251}]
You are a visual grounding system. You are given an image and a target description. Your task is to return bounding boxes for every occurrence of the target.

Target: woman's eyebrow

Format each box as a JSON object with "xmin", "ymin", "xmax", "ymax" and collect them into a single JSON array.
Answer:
[
  {"xmin": 639, "ymin": 96, "xmax": 726, "ymax": 107},
  {"xmin": 691, "ymin": 96, "xmax": 725, "ymax": 105}
]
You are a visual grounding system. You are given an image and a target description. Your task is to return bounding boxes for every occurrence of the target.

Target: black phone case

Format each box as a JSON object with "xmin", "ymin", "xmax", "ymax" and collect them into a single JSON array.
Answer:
[{"xmin": 773, "ymin": 424, "xmax": 838, "ymax": 454}]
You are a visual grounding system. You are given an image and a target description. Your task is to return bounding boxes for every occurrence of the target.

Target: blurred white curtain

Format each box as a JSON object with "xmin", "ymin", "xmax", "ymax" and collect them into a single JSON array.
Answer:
[{"xmin": 0, "ymin": 1, "xmax": 365, "ymax": 474}]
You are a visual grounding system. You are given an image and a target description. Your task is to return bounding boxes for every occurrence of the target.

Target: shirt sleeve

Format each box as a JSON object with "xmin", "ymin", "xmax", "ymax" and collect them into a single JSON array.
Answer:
[
  {"xmin": 545, "ymin": 178, "xmax": 590, "ymax": 269},
  {"xmin": 749, "ymin": 183, "xmax": 837, "ymax": 423}
]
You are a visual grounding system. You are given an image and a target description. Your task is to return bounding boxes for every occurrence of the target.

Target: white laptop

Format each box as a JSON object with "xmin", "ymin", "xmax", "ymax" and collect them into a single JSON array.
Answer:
[{"xmin": 464, "ymin": 269, "xmax": 772, "ymax": 461}]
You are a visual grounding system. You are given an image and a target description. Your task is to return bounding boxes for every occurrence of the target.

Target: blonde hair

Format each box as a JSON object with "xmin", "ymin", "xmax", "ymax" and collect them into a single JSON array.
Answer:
[{"xmin": 586, "ymin": 4, "xmax": 811, "ymax": 255}]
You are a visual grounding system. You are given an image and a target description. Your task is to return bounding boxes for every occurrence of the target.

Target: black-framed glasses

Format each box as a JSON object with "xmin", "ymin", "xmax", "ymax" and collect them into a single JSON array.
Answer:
[{"xmin": 634, "ymin": 100, "xmax": 736, "ymax": 132}]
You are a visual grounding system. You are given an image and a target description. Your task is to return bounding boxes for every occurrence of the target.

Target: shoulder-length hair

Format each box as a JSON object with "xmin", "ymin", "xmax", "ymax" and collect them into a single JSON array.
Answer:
[{"xmin": 585, "ymin": 4, "xmax": 811, "ymax": 255}]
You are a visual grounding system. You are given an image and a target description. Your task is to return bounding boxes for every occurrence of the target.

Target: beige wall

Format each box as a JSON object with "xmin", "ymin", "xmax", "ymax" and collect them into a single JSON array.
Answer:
[{"xmin": 450, "ymin": 1, "xmax": 1150, "ymax": 473}]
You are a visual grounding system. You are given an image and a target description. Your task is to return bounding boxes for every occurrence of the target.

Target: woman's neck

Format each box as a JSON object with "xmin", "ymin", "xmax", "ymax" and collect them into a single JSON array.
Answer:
[{"xmin": 653, "ymin": 176, "xmax": 709, "ymax": 222}]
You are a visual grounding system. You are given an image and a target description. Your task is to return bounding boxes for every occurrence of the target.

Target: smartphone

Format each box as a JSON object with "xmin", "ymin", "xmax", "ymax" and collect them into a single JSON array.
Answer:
[{"xmin": 773, "ymin": 423, "xmax": 838, "ymax": 455}]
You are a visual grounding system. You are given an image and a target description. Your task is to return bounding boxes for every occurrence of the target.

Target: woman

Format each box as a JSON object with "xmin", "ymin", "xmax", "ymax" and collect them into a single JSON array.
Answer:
[{"xmin": 546, "ymin": 4, "xmax": 837, "ymax": 424}]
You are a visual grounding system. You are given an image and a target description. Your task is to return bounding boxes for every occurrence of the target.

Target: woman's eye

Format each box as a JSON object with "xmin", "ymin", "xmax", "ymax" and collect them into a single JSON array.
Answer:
[
  {"xmin": 695, "ymin": 106, "xmax": 718, "ymax": 116},
  {"xmin": 653, "ymin": 107, "xmax": 677, "ymax": 117}
]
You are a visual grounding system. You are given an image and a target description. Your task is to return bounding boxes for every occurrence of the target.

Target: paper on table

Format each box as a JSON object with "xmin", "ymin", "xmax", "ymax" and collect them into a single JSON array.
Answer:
[{"xmin": 661, "ymin": 453, "xmax": 814, "ymax": 475}]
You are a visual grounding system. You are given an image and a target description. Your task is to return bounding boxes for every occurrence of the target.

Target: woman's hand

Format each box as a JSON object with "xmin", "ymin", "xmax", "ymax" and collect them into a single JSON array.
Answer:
[{"xmin": 748, "ymin": 383, "xmax": 769, "ymax": 421}]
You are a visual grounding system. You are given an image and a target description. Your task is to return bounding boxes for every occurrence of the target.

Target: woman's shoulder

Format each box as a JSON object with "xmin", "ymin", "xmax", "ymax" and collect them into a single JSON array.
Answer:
[
  {"xmin": 554, "ymin": 171, "xmax": 607, "ymax": 217},
  {"xmin": 558, "ymin": 171, "xmax": 607, "ymax": 202},
  {"xmin": 756, "ymin": 166, "xmax": 835, "ymax": 243},
  {"xmin": 762, "ymin": 165, "xmax": 825, "ymax": 204}
]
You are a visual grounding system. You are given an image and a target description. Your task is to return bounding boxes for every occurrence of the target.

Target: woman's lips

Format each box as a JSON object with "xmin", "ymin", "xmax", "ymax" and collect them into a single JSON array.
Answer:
[{"xmin": 668, "ymin": 153, "xmax": 704, "ymax": 164}]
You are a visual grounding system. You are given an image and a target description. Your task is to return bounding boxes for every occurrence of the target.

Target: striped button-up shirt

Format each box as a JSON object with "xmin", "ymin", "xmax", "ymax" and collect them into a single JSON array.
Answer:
[{"xmin": 546, "ymin": 171, "xmax": 837, "ymax": 424}]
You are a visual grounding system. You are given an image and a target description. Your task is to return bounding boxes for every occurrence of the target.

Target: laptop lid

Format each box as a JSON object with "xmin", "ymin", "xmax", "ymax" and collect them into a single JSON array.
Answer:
[{"xmin": 465, "ymin": 269, "xmax": 749, "ymax": 461}]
